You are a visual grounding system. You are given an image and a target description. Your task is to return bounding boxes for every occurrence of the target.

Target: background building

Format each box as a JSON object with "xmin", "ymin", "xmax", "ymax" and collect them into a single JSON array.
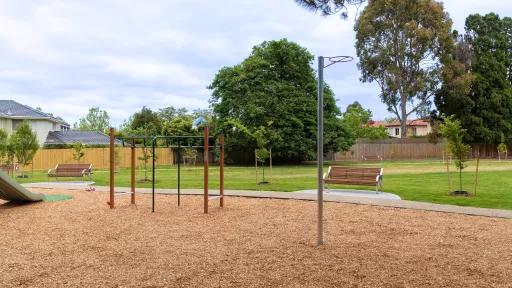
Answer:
[{"xmin": 0, "ymin": 100, "xmax": 70, "ymax": 146}]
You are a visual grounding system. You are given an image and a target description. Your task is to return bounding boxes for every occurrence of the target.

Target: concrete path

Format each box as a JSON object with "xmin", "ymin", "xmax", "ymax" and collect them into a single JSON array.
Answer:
[
  {"xmin": 23, "ymin": 182, "xmax": 512, "ymax": 219},
  {"xmin": 295, "ymin": 189, "xmax": 401, "ymax": 200}
]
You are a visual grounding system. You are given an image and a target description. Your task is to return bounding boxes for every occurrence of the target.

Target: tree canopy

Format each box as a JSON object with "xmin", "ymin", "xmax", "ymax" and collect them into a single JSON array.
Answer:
[
  {"xmin": 11, "ymin": 121, "xmax": 39, "ymax": 174},
  {"xmin": 342, "ymin": 102, "xmax": 388, "ymax": 139},
  {"xmin": 294, "ymin": 0, "xmax": 365, "ymax": 17},
  {"xmin": 129, "ymin": 106, "xmax": 163, "ymax": 136},
  {"xmin": 354, "ymin": 0, "xmax": 454, "ymax": 138},
  {"xmin": 436, "ymin": 13, "xmax": 512, "ymax": 145},
  {"xmin": 74, "ymin": 107, "xmax": 110, "ymax": 133},
  {"xmin": 209, "ymin": 39, "xmax": 353, "ymax": 162}
]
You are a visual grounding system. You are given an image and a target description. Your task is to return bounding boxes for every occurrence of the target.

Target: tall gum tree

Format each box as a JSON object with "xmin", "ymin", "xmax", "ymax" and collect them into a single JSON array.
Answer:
[
  {"xmin": 294, "ymin": 0, "xmax": 365, "ymax": 17},
  {"xmin": 437, "ymin": 13, "xmax": 512, "ymax": 145},
  {"xmin": 354, "ymin": 0, "xmax": 454, "ymax": 138}
]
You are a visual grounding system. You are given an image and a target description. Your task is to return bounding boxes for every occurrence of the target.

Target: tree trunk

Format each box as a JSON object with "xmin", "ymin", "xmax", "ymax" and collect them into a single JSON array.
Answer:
[{"xmin": 400, "ymin": 97, "xmax": 408, "ymax": 139}]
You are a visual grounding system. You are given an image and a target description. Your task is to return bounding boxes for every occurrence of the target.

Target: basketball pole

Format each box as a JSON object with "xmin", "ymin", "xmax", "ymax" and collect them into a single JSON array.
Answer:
[
  {"xmin": 317, "ymin": 56, "xmax": 325, "ymax": 246},
  {"xmin": 317, "ymin": 55, "xmax": 353, "ymax": 246}
]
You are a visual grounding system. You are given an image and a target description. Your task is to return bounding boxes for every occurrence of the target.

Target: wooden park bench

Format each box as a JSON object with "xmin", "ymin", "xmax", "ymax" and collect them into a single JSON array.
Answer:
[
  {"xmin": 362, "ymin": 155, "xmax": 382, "ymax": 161},
  {"xmin": 323, "ymin": 166, "xmax": 383, "ymax": 192},
  {"xmin": 48, "ymin": 164, "xmax": 93, "ymax": 181}
]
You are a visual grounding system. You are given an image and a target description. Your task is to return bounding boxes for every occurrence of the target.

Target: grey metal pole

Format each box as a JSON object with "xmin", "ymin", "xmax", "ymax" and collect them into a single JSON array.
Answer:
[
  {"xmin": 317, "ymin": 56, "xmax": 324, "ymax": 246},
  {"xmin": 152, "ymin": 139, "xmax": 156, "ymax": 213}
]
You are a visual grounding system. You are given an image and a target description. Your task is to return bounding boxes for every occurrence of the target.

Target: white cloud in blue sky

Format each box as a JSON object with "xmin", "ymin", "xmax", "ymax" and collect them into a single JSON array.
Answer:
[{"xmin": 0, "ymin": 0, "xmax": 510, "ymax": 126}]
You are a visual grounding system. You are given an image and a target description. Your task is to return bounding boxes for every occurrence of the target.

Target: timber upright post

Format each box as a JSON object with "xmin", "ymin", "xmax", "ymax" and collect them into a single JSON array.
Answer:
[
  {"xmin": 109, "ymin": 127, "xmax": 115, "ymax": 209},
  {"xmin": 131, "ymin": 139, "xmax": 136, "ymax": 204},
  {"xmin": 203, "ymin": 126, "xmax": 209, "ymax": 214},
  {"xmin": 220, "ymin": 134, "xmax": 225, "ymax": 208}
]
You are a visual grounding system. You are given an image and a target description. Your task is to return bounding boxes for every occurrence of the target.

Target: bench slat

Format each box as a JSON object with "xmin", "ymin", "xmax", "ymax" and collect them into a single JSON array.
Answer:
[
  {"xmin": 324, "ymin": 166, "xmax": 383, "ymax": 191},
  {"xmin": 48, "ymin": 163, "xmax": 93, "ymax": 178}
]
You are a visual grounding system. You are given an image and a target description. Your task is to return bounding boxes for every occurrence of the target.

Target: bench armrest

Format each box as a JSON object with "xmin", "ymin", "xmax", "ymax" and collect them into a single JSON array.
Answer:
[
  {"xmin": 323, "ymin": 166, "xmax": 332, "ymax": 180},
  {"xmin": 376, "ymin": 168, "xmax": 384, "ymax": 182}
]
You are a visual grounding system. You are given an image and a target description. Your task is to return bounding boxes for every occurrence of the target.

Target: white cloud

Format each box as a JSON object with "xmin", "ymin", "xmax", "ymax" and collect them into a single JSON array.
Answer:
[
  {"xmin": 0, "ymin": 14, "xmax": 59, "ymax": 62},
  {"xmin": 0, "ymin": 0, "xmax": 509, "ymax": 126},
  {"xmin": 96, "ymin": 55, "xmax": 206, "ymax": 87}
]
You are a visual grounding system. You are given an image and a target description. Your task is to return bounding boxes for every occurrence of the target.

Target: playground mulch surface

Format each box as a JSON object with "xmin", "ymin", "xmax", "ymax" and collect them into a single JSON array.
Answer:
[{"xmin": 1, "ymin": 189, "xmax": 511, "ymax": 287}]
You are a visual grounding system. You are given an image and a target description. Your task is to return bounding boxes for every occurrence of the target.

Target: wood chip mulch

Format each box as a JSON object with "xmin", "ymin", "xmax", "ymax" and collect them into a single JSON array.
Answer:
[{"xmin": 0, "ymin": 189, "xmax": 511, "ymax": 287}]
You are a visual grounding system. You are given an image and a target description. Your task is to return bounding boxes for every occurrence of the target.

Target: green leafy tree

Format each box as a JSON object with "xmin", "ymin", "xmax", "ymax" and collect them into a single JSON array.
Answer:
[
  {"xmin": 355, "ymin": 0, "xmax": 454, "ymax": 138},
  {"xmin": 75, "ymin": 107, "xmax": 110, "ymax": 133},
  {"xmin": 130, "ymin": 106, "xmax": 162, "ymax": 135},
  {"xmin": 440, "ymin": 116, "xmax": 471, "ymax": 193},
  {"xmin": 158, "ymin": 106, "xmax": 188, "ymax": 122},
  {"xmin": 209, "ymin": 39, "xmax": 353, "ymax": 162},
  {"xmin": 294, "ymin": 0, "xmax": 365, "ymax": 17},
  {"xmin": 0, "ymin": 128, "xmax": 9, "ymax": 162},
  {"xmin": 159, "ymin": 107, "xmax": 213, "ymax": 137},
  {"xmin": 120, "ymin": 107, "xmax": 164, "ymax": 181},
  {"xmin": 162, "ymin": 117, "xmax": 195, "ymax": 137},
  {"xmin": 72, "ymin": 142, "xmax": 86, "ymax": 163},
  {"xmin": 114, "ymin": 146, "xmax": 121, "ymax": 172},
  {"xmin": 11, "ymin": 121, "xmax": 39, "ymax": 177},
  {"xmin": 497, "ymin": 133, "xmax": 508, "ymax": 160},
  {"xmin": 437, "ymin": 13, "xmax": 512, "ymax": 145},
  {"xmin": 342, "ymin": 102, "xmax": 388, "ymax": 139},
  {"xmin": 5, "ymin": 137, "xmax": 16, "ymax": 168},
  {"xmin": 127, "ymin": 126, "xmax": 158, "ymax": 182}
]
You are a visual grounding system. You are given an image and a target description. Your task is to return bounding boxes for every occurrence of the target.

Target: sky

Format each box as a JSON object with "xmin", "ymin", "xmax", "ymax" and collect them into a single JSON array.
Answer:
[{"xmin": 0, "ymin": 0, "xmax": 510, "ymax": 127}]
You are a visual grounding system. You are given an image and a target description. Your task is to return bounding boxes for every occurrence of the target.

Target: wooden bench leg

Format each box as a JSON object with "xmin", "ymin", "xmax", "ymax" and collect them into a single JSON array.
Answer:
[{"xmin": 376, "ymin": 179, "xmax": 383, "ymax": 193}]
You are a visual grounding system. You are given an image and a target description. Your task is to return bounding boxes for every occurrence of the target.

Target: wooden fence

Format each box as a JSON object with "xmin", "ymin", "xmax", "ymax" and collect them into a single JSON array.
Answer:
[
  {"xmin": 28, "ymin": 147, "xmax": 174, "ymax": 171},
  {"xmin": 334, "ymin": 138, "xmax": 446, "ymax": 161}
]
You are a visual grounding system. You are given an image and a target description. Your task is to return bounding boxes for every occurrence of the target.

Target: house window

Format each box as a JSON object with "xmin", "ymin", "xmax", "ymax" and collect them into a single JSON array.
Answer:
[
  {"xmin": 394, "ymin": 128, "xmax": 400, "ymax": 136},
  {"xmin": 12, "ymin": 119, "xmax": 23, "ymax": 131}
]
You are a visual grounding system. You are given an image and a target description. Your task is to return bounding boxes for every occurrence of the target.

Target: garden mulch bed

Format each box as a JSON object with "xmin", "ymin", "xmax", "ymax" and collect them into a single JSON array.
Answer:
[{"xmin": 1, "ymin": 189, "xmax": 511, "ymax": 287}]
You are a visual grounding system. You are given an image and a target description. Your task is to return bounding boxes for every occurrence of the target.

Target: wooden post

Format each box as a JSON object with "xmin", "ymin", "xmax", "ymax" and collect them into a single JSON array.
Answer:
[
  {"xmin": 474, "ymin": 153, "xmax": 480, "ymax": 196},
  {"xmin": 220, "ymin": 134, "xmax": 225, "ymax": 208},
  {"xmin": 204, "ymin": 126, "xmax": 209, "ymax": 214},
  {"xmin": 109, "ymin": 128, "xmax": 115, "ymax": 209},
  {"xmin": 131, "ymin": 140, "xmax": 136, "ymax": 204},
  {"xmin": 269, "ymin": 148, "xmax": 272, "ymax": 184},
  {"xmin": 255, "ymin": 150, "xmax": 258, "ymax": 184},
  {"xmin": 445, "ymin": 152, "xmax": 452, "ymax": 194}
]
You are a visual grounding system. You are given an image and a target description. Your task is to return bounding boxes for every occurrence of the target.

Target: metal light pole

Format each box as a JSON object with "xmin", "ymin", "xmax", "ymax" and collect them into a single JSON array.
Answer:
[
  {"xmin": 317, "ymin": 56, "xmax": 325, "ymax": 246},
  {"xmin": 317, "ymin": 55, "xmax": 353, "ymax": 246}
]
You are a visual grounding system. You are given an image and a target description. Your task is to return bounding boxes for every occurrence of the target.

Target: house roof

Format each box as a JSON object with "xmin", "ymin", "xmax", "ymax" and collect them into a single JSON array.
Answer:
[
  {"xmin": 45, "ymin": 131, "xmax": 115, "ymax": 146},
  {"xmin": 368, "ymin": 119, "xmax": 429, "ymax": 128},
  {"xmin": 0, "ymin": 100, "xmax": 69, "ymax": 125}
]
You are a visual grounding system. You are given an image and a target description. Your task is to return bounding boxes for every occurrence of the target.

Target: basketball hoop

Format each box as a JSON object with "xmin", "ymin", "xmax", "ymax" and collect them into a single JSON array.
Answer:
[{"xmin": 323, "ymin": 55, "xmax": 354, "ymax": 68}]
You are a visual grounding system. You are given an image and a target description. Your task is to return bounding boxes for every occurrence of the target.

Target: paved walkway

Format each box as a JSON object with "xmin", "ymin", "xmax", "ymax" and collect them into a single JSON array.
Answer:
[
  {"xmin": 295, "ymin": 189, "xmax": 401, "ymax": 200},
  {"xmin": 23, "ymin": 182, "xmax": 512, "ymax": 219}
]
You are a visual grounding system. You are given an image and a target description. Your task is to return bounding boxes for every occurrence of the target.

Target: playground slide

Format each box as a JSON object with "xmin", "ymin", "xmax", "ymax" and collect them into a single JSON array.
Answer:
[{"xmin": 0, "ymin": 171, "xmax": 45, "ymax": 202}]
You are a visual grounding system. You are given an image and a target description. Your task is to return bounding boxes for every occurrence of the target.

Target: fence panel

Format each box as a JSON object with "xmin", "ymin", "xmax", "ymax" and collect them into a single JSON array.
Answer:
[
  {"xmin": 29, "ymin": 147, "xmax": 174, "ymax": 171},
  {"xmin": 335, "ymin": 139, "xmax": 446, "ymax": 161}
]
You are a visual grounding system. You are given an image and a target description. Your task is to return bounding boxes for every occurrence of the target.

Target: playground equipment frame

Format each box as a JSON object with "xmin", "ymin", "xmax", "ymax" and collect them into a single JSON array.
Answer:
[{"xmin": 107, "ymin": 127, "xmax": 225, "ymax": 214}]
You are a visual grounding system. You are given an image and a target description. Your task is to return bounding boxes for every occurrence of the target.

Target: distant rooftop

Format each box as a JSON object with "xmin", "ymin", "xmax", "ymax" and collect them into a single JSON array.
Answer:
[
  {"xmin": 369, "ymin": 119, "xmax": 430, "ymax": 128},
  {"xmin": 45, "ymin": 131, "xmax": 114, "ymax": 146},
  {"xmin": 0, "ymin": 100, "xmax": 69, "ymax": 125}
]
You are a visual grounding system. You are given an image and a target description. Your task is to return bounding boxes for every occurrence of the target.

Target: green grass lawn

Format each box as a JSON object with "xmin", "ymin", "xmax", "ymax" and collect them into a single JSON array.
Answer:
[{"xmin": 15, "ymin": 160, "xmax": 512, "ymax": 210}]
